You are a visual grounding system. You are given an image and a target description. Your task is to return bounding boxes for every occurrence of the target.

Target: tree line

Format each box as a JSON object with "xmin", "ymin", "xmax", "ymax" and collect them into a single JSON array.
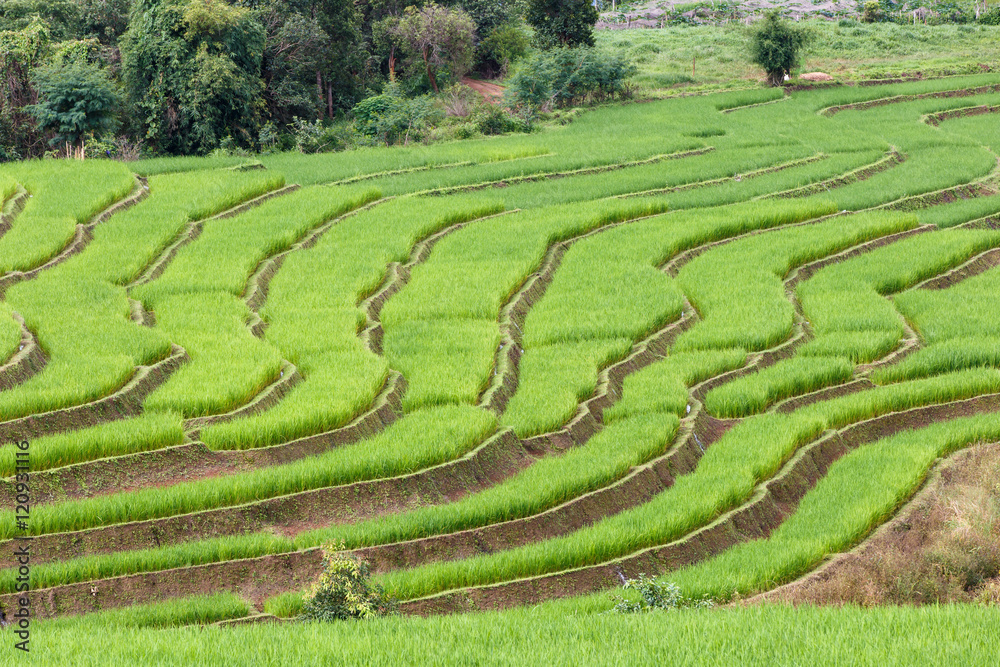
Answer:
[{"xmin": 0, "ymin": 0, "xmax": 600, "ymax": 159}]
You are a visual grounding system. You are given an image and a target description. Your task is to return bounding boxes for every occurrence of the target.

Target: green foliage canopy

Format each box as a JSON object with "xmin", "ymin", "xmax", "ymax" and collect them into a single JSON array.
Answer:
[
  {"xmin": 27, "ymin": 60, "xmax": 119, "ymax": 153},
  {"xmin": 525, "ymin": 0, "xmax": 599, "ymax": 49},
  {"xmin": 120, "ymin": 0, "xmax": 265, "ymax": 154}
]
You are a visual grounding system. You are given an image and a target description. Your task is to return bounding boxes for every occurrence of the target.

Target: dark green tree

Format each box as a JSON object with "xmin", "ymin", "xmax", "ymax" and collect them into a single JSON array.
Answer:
[
  {"xmin": 525, "ymin": 0, "xmax": 598, "ymax": 49},
  {"xmin": 27, "ymin": 61, "xmax": 119, "ymax": 158},
  {"xmin": 310, "ymin": 0, "xmax": 367, "ymax": 116},
  {"xmin": 0, "ymin": 18, "xmax": 51, "ymax": 160},
  {"xmin": 120, "ymin": 0, "xmax": 265, "ymax": 154},
  {"xmin": 237, "ymin": 1, "xmax": 327, "ymax": 122},
  {"xmin": 749, "ymin": 10, "xmax": 810, "ymax": 87}
]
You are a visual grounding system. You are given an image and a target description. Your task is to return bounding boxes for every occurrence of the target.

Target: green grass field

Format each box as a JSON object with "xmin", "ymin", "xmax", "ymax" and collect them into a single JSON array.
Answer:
[{"xmin": 2, "ymin": 64, "xmax": 1000, "ymax": 663}]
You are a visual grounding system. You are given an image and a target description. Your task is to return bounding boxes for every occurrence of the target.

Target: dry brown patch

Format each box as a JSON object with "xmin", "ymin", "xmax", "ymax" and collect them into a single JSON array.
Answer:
[{"xmin": 763, "ymin": 443, "xmax": 1000, "ymax": 606}]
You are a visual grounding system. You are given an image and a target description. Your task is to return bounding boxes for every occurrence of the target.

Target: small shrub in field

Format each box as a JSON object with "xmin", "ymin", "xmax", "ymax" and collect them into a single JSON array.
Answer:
[
  {"xmin": 300, "ymin": 548, "xmax": 396, "ymax": 621},
  {"xmin": 749, "ymin": 11, "xmax": 811, "ymax": 86},
  {"xmin": 287, "ymin": 118, "xmax": 354, "ymax": 153},
  {"xmin": 611, "ymin": 575, "xmax": 714, "ymax": 613}
]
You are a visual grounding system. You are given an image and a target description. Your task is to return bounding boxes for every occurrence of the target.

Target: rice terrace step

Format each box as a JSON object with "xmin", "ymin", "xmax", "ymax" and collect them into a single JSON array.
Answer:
[{"xmin": 0, "ymin": 5, "xmax": 998, "ymax": 663}]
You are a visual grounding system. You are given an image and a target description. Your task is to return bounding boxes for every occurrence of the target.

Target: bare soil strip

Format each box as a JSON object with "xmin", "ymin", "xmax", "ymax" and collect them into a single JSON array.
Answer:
[
  {"xmin": 5, "ymin": 428, "xmax": 530, "ymax": 567},
  {"xmin": 912, "ymin": 246, "xmax": 1000, "ymax": 290},
  {"xmin": 924, "ymin": 103, "xmax": 1000, "ymax": 127},
  {"xmin": 750, "ymin": 441, "xmax": 1000, "ymax": 606},
  {"xmin": 128, "ymin": 298, "xmax": 155, "ymax": 327}
]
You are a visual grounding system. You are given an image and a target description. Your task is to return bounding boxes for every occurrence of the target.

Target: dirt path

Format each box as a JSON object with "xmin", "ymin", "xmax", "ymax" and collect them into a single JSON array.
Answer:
[{"xmin": 462, "ymin": 77, "xmax": 505, "ymax": 103}]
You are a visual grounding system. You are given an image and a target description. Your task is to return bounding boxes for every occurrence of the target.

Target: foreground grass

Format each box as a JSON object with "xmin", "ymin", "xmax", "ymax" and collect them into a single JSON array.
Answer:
[{"xmin": 33, "ymin": 604, "xmax": 1000, "ymax": 666}]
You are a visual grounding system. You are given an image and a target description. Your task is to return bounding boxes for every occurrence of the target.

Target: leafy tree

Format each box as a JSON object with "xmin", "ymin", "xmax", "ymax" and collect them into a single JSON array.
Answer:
[
  {"xmin": 391, "ymin": 3, "xmax": 475, "ymax": 93},
  {"xmin": 0, "ymin": 18, "xmax": 51, "ymax": 160},
  {"xmin": 353, "ymin": 82, "xmax": 437, "ymax": 145},
  {"xmin": 476, "ymin": 22, "xmax": 528, "ymax": 77},
  {"xmin": 525, "ymin": 0, "xmax": 598, "ymax": 49},
  {"xmin": 749, "ymin": 10, "xmax": 810, "ymax": 87},
  {"xmin": 120, "ymin": 0, "xmax": 265, "ymax": 154},
  {"xmin": 310, "ymin": 0, "xmax": 368, "ymax": 116},
  {"xmin": 505, "ymin": 46, "xmax": 634, "ymax": 109},
  {"xmin": 240, "ymin": 1, "xmax": 328, "ymax": 122},
  {"xmin": 27, "ymin": 61, "xmax": 119, "ymax": 159}
]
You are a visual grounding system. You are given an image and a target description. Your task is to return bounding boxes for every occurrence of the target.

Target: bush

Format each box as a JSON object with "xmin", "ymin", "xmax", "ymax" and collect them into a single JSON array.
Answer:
[
  {"xmin": 861, "ymin": 1, "xmax": 882, "ymax": 23},
  {"xmin": 611, "ymin": 575, "xmax": 715, "ymax": 613},
  {"xmin": 476, "ymin": 23, "xmax": 530, "ymax": 78},
  {"xmin": 980, "ymin": 8, "xmax": 1000, "ymax": 25},
  {"xmin": 505, "ymin": 47, "xmax": 636, "ymax": 110},
  {"xmin": 473, "ymin": 104, "xmax": 529, "ymax": 135},
  {"xmin": 288, "ymin": 118, "xmax": 353, "ymax": 153},
  {"xmin": 352, "ymin": 84, "xmax": 439, "ymax": 146},
  {"xmin": 749, "ymin": 10, "xmax": 811, "ymax": 86},
  {"xmin": 439, "ymin": 84, "xmax": 480, "ymax": 118},
  {"xmin": 300, "ymin": 548, "xmax": 396, "ymax": 622}
]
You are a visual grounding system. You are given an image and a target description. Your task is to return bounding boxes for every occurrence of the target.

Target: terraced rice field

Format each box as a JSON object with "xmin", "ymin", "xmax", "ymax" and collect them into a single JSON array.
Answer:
[{"xmin": 4, "ymin": 75, "xmax": 1000, "ymax": 641}]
